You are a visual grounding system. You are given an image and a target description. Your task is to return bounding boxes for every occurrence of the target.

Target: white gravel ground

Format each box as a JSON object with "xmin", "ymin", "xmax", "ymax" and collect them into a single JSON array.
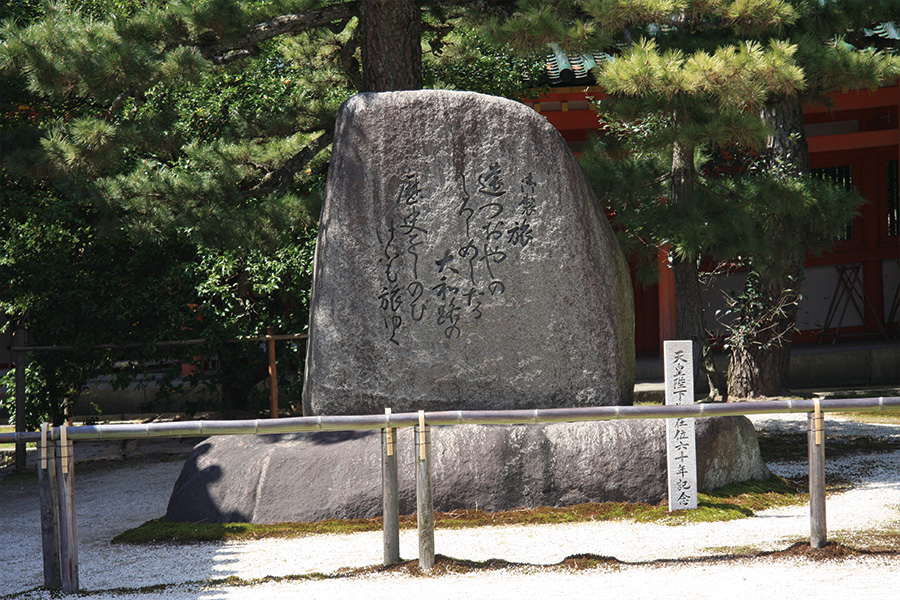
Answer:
[{"xmin": 2, "ymin": 412, "xmax": 899, "ymax": 600}]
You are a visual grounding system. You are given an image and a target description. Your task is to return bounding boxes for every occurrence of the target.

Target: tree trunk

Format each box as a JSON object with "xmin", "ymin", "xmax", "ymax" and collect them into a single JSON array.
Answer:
[
  {"xmin": 360, "ymin": 0, "xmax": 422, "ymax": 92},
  {"xmin": 729, "ymin": 99, "xmax": 810, "ymax": 398},
  {"xmin": 727, "ymin": 258, "xmax": 804, "ymax": 398},
  {"xmin": 759, "ymin": 99, "xmax": 809, "ymax": 393},
  {"xmin": 760, "ymin": 99, "xmax": 810, "ymax": 177},
  {"xmin": 727, "ymin": 334, "xmax": 785, "ymax": 398},
  {"xmin": 670, "ymin": 136, "xmax": 711, "ymax": 392}
]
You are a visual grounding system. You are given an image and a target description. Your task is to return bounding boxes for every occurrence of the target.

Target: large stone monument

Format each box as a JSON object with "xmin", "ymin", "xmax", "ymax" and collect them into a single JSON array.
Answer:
[
  {"xmin": 166, "ymin": 91, "xmax": 773, "ymax": 525},
  {"xmin": 303, "ymin": 90, "xmax": 635, "ymax": 416}
]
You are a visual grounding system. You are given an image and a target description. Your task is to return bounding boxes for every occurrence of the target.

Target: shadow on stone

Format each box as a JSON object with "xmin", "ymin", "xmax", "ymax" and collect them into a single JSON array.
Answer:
[
  {"xmin": 166, "ymin": 442, "xmax": 250, "ymax": 523},
  {"xmin": 165, "ymin": 416, "xmax": 769, "ymax": 524}
]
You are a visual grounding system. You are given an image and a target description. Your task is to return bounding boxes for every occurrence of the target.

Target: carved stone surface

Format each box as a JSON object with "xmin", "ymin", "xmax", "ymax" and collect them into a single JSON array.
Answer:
[
  {"xmin": 165, "ymin": 417, "xmax": 770, "ymax": 524},
  {"xmin": 303, "ymin": 90, "xmax": 634, "ymax": 416}
]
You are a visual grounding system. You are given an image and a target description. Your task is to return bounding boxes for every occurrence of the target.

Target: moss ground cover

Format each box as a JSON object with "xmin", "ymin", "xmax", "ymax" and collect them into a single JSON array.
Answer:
[{"xmin": 112, "ymin": 475, "xmax": 805, "ymax": 545}]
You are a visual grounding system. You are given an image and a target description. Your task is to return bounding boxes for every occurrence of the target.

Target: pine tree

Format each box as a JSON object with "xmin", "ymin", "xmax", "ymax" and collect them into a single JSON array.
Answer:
[
  {"xmin": 604, "ymin": 36, "xmax": 809, "ymax": 396},
  {"xmin": 0, "ymin": 0, "xmax": 530, "ymax": 420},
  {"xmin": 498, "ymin": 0, "xmax": 898, "ymax": 398},
  {"xmin": 727, "ymin": 1, "xmax": 898, "ymax": 397},
  {"xmin": 499, "ymin": 0, "xmax": 807, "ymax": 393}
]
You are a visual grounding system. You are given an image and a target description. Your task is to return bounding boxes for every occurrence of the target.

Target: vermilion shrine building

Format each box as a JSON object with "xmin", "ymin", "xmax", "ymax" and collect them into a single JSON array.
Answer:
[{"xmin": 528, "ymin": 80, "xmax": 900, "ymax": 356}]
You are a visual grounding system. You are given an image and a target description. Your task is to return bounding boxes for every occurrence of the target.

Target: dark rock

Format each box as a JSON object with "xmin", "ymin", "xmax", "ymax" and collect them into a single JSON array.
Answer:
[
  {"xmin": 165, "ymin": 416, "xmax": 769, "ymax": 524},
  {"xmin": 302, "ymin": 90, "xmax": 634, "ymax": 415}
]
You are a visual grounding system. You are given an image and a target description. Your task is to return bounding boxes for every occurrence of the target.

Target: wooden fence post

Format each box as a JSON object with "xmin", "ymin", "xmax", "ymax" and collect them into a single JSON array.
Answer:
[
  {"xmin": 382, "ymin": 408, "xmax": 400, "ymax": 565},
  {"xmin": 415, "ymin": 411, "xmax": 434, "ymax": 571},
  {"xmin": 808, "ymin": 399, "xmax": 827, "ymax": 548},
  {"xmin": 55, "ymin": 425, "xmax": 79, "ymax": 593},
  {"xmin": 13, "ymin": 326, "xmax": 27, "ymax": 471},
  {"xmin": 38, "ymin": 423, "xmax": 62, "ymax": 589},
  {"xmin": 267, "ymin": 327, "xmax": 278, "ymax": 419}
]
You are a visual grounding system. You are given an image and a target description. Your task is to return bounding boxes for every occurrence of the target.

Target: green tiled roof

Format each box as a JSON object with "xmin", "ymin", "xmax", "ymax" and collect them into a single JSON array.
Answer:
[
  {"xmin": 543, "ymin": 21, "xmax": 897, "ymax": 86},
  {"xmin": 545, "ymin": 44, "xmax": 611, "ymax": 86}
]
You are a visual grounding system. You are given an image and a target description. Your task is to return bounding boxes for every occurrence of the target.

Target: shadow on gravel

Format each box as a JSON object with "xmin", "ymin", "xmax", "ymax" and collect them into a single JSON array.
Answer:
[
  {"xmin": 757, "ymin": 431, "xmax": 900, "ymax": 463},
  {"xmin": 194, "ymin": 542, "xmax": 900, "ymax": 586},
  {"xmin": 370, "ymin": 542, "xmax": 900, "ymax": 578},
  {"xmin": 0, "ymin": 456, "xmax": 239, "ymax": 599}
]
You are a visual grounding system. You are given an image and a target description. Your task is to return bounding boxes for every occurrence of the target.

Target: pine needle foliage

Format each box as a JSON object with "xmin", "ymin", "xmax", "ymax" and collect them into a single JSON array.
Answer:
[
  {"xmin": 498, "ymin": 0, "xmax": 897, "ymax": 397},
  {"xmin": 1, "ymin": 0, "xmax": 543, "ymax": 424}
]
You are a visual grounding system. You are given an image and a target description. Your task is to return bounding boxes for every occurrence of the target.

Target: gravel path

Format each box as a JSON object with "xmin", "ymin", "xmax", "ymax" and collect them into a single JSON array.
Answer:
[{"xmin": 2, "ymin": 413, "xmax": 899, "ymax": 599}]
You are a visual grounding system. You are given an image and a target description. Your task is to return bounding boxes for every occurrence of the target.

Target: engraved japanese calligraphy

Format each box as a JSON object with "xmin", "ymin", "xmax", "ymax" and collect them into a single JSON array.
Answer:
[
  {"xmin": 376, "ymin": 165, "xmax": 542, "ymax": 343},
  {"xmin": 303, "ymin": 90, "xmax": 635, "ymax": 416}
]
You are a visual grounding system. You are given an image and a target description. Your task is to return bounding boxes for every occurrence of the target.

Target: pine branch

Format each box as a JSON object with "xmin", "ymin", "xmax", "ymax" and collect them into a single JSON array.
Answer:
[
  {"xmin": 108, "ymin": 82, "xmax": 154, "ymax": 124},
  {"xmin": 645, "ymin": 170, "xmax": 673, "ymax": 189},
  {"xmin": 243, "ymin": 132, "xmax": 333, "ymax": 199},
  {"xmin": 204, "ymin": 2, "xmax": 361, "ymax": 65},
  {"xmin": 339, "ymin": 21, "xmax": 362, "ymax": 90},
  {"xmin": 695, "ymin": 176, "xmax": 751, "ymax": 207},
  {"xmin": 107, "ymin": 89, "xmax": 132, "ymax": 120},
  {"xmin": 204, "ymin": 0, "xmax": 517, "ymax": 65},
  {"xmin": 426, "ymin": 0, "xmax": 518, "ymax": 17}
]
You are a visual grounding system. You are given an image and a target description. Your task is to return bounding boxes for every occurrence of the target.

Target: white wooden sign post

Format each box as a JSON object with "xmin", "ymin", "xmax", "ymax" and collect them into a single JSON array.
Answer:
[{"xmin": 664, "ymin": 340, "xmax": 698, "ymax": 511}]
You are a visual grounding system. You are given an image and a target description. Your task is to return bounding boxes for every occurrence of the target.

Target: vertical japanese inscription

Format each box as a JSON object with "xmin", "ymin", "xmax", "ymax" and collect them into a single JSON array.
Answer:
[
  {"xmin": 377, "ymin": 173, "xmax": 428, "ymax": 345},
  {"xmin": 664, "ymin": 340, "xmax": 698, "ymax": 511},
  {"xmin": 376, "ymin": 164, "xmax": 541, "ymax": 344}
]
